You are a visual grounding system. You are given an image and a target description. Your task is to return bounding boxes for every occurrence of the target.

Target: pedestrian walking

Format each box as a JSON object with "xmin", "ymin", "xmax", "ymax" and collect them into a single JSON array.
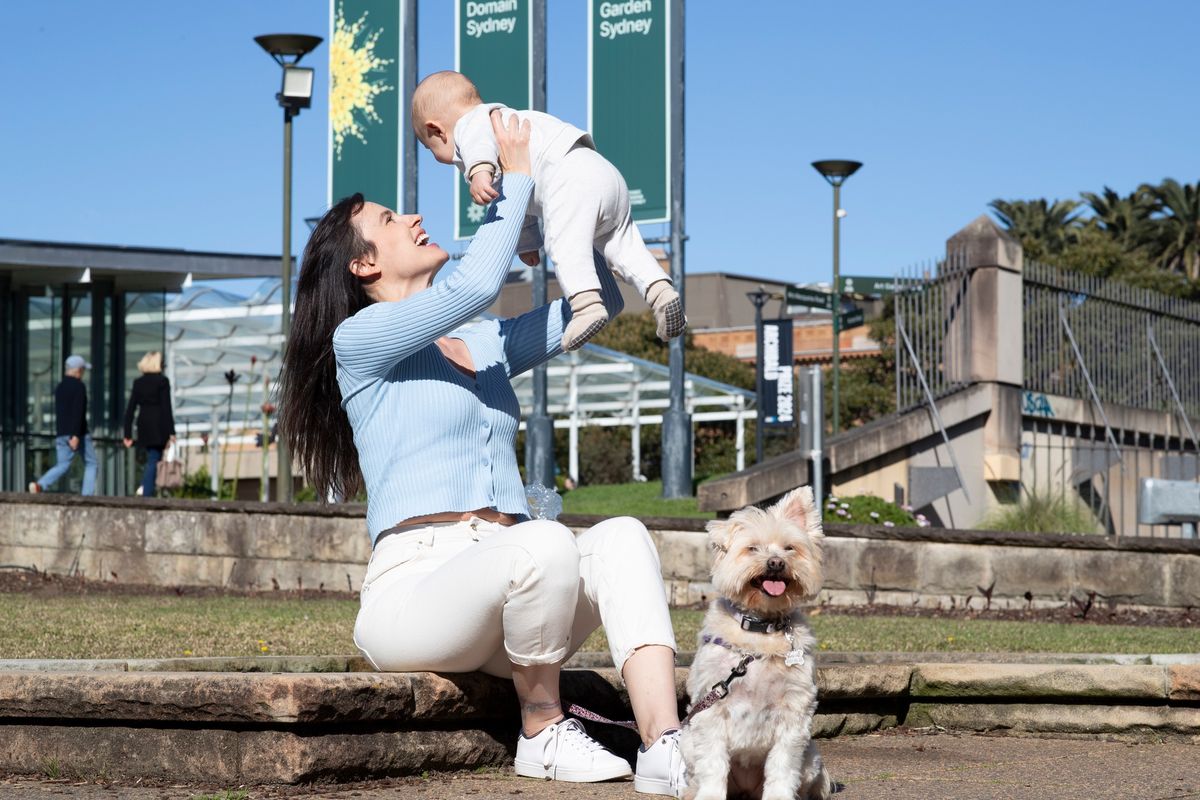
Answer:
[
  {"xmin": 123, "ymin": 350, "xmax": 176, "ymax": 498},
  {"xmin": 28, "ymin": 354, "xmax": 98, "ymax": 495}
]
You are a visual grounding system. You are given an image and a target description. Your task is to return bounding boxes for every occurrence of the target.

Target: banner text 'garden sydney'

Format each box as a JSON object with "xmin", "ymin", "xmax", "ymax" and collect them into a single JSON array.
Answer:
[{"xmin": 591, "ymin": 0, "xmax": 670, "ymax": 223}]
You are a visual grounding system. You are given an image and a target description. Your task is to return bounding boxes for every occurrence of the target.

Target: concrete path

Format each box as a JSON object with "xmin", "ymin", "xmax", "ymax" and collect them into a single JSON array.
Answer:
[{"xmin": 1, "ymin": 731, "xmax": 1196, "ymax": 799}]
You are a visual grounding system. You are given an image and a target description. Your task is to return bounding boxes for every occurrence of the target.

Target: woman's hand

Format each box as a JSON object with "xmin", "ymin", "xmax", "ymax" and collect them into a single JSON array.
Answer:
[{"xmin": 491, "ymin": 110, "xmax": 532, "ymax": 177}]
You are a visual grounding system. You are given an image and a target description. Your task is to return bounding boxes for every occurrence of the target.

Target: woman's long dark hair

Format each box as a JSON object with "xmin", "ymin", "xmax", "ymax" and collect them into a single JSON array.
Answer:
[{"xmin": 278, "ymin": 193, "xmax": 374, "ymax": 501}]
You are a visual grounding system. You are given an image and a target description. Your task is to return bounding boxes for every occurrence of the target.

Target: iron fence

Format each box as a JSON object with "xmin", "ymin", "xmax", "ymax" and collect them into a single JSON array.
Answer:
[
  {"xmin": 894, "ymin": 251, "xmax": 972, "ymax": 413},
  {"xmin": 1024, "ymin": 259, "xmax": 1200, "ymax": 421},
  {"xmin": 1022, "ymin": 415, "xmax": 1198, "ymax": 538}
]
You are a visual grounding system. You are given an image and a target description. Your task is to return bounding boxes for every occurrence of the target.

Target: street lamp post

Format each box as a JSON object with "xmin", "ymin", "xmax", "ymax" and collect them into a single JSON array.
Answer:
[
  {"xmin": 811, "ymin": 159, "xmax": 862, "ymax": 436},
  {"xmin": 747, "ymin": 287, "xmax": 771, "ymax": 464},
  {"xmin": 256, "ymin": 33, "xmax": 322, "ymax": 504}
]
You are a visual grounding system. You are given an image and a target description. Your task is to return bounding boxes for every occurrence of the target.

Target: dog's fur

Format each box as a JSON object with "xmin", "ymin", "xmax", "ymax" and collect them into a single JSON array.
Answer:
[{"xmin": 680, "ymin": 487, "xmax": 832, "ymax": 800}]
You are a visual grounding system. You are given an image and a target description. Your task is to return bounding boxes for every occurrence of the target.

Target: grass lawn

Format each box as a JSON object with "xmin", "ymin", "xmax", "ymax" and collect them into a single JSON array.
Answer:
[
  {"xmin": 561, "ymin": 480, "xmax": 714, "ymax": 520},
  {"xmin": 0, "ymin": 595, "xmax": 1195, "ymax": 660}
]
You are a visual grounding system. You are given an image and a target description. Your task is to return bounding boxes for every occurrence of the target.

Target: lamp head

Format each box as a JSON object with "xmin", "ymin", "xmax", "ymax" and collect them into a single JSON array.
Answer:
[
  {"xmin": 811, "ymin": 160, "xmax": 863, "ymax": 187},
  {"xmin": 254, "ymin": 34, "xmax": 323, "ymax": 65},
  {"xmin": 255, "ymin": 34, "xmax": 322, "ymax": 115}
]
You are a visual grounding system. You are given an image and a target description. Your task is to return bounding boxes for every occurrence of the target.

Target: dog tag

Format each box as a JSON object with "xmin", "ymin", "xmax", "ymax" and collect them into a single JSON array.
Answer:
[{"xmin": 783, "ymin": 630, "xmax": 804, "ymax": 667}]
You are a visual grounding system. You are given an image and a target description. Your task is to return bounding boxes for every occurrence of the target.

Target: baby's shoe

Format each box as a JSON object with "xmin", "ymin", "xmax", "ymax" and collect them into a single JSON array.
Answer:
[
  {"xmin": 634, "ymin": 728, "xmax": 687, "ymax": 797},
  {"xmin": 562, "ymin": 290, "xmax": 609, "ymax": 351},
  {"xmin": 645, "ymin": 280, "xmax": 686, "ymax": 341},
  {"xmin": 514, "ymin": 717, "xmax": 633, "ymax": 783}
]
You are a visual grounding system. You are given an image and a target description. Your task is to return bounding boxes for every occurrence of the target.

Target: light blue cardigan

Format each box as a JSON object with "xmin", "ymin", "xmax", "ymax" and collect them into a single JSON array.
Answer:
[{"xmin": 333, "ymin": 174, "xmax": 624, "ymax": 544}]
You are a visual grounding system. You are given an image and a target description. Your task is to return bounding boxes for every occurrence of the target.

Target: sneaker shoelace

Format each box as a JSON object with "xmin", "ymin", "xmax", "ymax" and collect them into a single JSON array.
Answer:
[
  {"xmin": 664, "ymin": 731, "xmax": 687, "ymax": 789},
  {"xmin": 544, "ymin": 718, "xmax": 608, "ymax": 770}
]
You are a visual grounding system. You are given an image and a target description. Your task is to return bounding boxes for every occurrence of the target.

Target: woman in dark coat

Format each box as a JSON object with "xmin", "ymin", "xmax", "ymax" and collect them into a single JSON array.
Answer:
[{"xmin": 123, "ymin": 350, "xmax": 176, "ymax": 497}]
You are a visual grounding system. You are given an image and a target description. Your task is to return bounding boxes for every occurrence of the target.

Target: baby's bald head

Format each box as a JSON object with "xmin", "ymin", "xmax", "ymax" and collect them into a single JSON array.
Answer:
[{"xmin": 412, "ymin": 71, "xmax": 481, "ymax": 128}]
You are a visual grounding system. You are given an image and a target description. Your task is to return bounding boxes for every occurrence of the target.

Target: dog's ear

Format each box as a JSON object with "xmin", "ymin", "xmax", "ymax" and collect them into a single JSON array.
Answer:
[
  {"xmin": 705, "ymin": 518, "xmax": 734, "ymax": 562},
  {"xmin": 773, "ymin": 487, "xmax": 822, "ymax": 533}
]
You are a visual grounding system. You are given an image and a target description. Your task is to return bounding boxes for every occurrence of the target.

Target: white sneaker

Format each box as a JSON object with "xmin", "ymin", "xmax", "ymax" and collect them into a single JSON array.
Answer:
[
  {"xmin": 635, "ymin": 728, "xmax": 687, "ymax": 797},
  {"xmin": 514, "ymin": 717, "xmax": 633, "ymax": 783}
]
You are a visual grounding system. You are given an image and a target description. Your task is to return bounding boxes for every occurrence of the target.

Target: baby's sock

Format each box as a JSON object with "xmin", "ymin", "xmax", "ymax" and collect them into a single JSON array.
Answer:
[
  {"xmin": 562, "ymin": 290, "xmax": 610, "ymax": 351},
  {"xmin": 645, "ymin": 280, "xmax": 687, "ymax": 341}
]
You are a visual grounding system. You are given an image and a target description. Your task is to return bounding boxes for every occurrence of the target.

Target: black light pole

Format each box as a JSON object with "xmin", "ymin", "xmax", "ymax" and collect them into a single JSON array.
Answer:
[
  {"xmin": 747, "ymin": 288, "xmax": 771, "ymax": 464},
  {"xmin": 256, "ymin": 33, "xmax": 322, "ymax": 503},
  {"xmin": 811, "ymin": 159, "xmax": 861, "ymax": 436}
]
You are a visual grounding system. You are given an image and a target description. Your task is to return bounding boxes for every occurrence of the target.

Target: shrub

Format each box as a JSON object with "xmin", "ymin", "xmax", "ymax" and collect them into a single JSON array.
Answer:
[
  {"xmin": 824, "ymin": 494, "xmax": 919, "ymax": 527},
  {"xmin": 578, "ymin": 426, "xmax": 632, "ymax": 485},
  {"xmin": 979, "ymin": 491, "xmax": 1100, "ymax": 534},
  {"xmin": 170, "ymin": 465, "xmax": 235, "ymax": 500}
]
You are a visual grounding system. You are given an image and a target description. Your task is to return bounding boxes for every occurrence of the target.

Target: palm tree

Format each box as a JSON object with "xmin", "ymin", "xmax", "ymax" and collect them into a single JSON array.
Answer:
[
  {"xmin": 1150, "ymin": 179, "xmax": 1200, "ymax": 280},
  {"xmin": 1080, "ymin": 186, "xmax": 1158, "ymax": 253},
  {"xmin": 989, "ymin": 198, "xmax": 1083, "ymax": 257}
]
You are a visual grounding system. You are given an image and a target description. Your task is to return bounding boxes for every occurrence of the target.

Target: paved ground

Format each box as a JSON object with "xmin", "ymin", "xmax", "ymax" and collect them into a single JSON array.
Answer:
[{"xmin": 2, "ymin": 731, "xmax": 1197, "ymax": 800}]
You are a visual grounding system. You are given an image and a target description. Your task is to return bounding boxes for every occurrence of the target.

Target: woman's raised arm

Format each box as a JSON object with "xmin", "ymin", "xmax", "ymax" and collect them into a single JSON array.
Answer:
[
  {"xmin": 498, "ymin": 250, "xmax": 625, "ymax": 378},
  {"xmin": 333, "ymin": 176, "xmax": 533, "ymax": 379},
  {"xmin": 334, "ymin": 113, "xmax": 535, "ymax": 380}
]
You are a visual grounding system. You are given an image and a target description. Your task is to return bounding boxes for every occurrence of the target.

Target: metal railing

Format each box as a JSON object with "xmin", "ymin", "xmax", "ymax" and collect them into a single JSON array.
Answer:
[
  {"xmin": 894, "ymin": 251, "xmax": 973, "ymax": 413},
  {"xmin": 1021, "ymin": 416, "xmax": 1198, "ymax": 538},
  {"xmin": 1024, "ymin": 259, "xmax": 1200, "ymax": 419}
]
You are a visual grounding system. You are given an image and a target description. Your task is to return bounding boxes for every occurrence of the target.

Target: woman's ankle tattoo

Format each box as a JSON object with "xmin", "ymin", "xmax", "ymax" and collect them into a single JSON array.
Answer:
[{"xmin": 522, "ymin": 699, "xmax": 562, "ymax": 716}]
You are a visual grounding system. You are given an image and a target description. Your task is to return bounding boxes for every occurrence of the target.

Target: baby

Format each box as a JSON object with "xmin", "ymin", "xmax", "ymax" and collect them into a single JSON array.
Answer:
[{"xmin": 412, "ymin": 71, "xmax": 686, "ymax": 351}]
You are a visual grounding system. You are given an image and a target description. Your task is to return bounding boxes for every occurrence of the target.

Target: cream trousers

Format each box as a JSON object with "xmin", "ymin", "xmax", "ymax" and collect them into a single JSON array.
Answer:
[
  {"xmin": 541, "ymin": 146, "xmax": 668, "ymax": 300},
  {"xmin": 353, "ymin": 515, "xmax": 677, "ymax": 677}
]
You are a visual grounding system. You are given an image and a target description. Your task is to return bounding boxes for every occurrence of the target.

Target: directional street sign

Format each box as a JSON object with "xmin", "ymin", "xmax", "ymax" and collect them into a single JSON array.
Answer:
[
  {"xmin": 785, "ymin": 285, "xmax": 833, "ymax": 312},
  {"xmin": 839, "ymin": 308, "xmax": 865, "ymax": 330},
  {"xmin": 840, "ymin": 275, "xmax": 898, "ymax": 296}
]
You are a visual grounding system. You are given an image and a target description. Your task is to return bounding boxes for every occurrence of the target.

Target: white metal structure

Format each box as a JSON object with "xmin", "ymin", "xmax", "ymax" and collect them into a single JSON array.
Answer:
[{"xmin": 163, "ymin": 281, "xmax": 756, "ymax": 482}]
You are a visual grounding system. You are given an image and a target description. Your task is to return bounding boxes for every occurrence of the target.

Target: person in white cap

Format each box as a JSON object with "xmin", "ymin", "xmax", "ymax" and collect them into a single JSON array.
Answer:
[{"xmin": 28, "ymin": 355, "xmax": 98, "ymax": 495}]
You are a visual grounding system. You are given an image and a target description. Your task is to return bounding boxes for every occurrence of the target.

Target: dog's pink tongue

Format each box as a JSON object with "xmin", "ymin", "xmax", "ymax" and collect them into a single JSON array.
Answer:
[{"xmin": 762, "ymin": 580, "xmax": 787, "ymax": 597}]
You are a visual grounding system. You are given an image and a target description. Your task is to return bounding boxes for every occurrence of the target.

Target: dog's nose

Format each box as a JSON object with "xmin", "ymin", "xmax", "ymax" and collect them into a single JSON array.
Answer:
[{"xmin": 766, "ymin": 557, "xmax": 785, "ymax": 573}]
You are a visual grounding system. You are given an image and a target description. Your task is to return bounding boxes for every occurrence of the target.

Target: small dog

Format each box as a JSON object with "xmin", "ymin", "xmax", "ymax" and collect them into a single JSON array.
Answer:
[{"xmin": 680, "ymin": 487, "xmax": 832, "ymax": 800}]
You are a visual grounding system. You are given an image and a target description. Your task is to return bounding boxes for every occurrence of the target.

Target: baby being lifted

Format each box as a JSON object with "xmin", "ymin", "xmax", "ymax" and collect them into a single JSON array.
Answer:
[{"xmin": 412, "ymin": 71, "xmax": 686, "ymax": 351}]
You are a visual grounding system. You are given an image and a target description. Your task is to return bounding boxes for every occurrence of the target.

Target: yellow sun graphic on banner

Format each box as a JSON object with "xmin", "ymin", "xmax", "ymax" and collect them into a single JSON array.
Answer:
[{"xmin": 330, "ymin": 4, "xmax": 394, "ymax": 160}]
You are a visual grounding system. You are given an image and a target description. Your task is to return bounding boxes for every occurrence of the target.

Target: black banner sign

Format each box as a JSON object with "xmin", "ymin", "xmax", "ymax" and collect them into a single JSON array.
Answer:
[{"xmin": 760, "ymin": 319, "xmax": 794, "ymax": 427}]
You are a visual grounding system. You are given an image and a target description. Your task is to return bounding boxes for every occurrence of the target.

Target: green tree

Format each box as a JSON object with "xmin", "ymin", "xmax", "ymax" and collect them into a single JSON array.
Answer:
[
  {"xmin": 591, "ymin": 311, "xmax": 755, "ymax": 390},
  {"xmin": 1151, "ymin": 179, "xmax": 1200, "ymax": 280},
  {"xmin": 1080, "ymin": 185, "xmax": 1158, "ymax": 254},
  {"xmin": 826, "ymin": 311, "xmax": 896, "ymax": 430},
  {"xmin": 988, "ymin": 198, "xmax": 1083, "ymax": 258}
]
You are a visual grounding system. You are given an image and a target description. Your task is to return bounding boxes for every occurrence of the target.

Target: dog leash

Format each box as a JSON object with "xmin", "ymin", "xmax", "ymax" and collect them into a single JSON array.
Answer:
[
  {"xmin": 566, "ymin": 653, "xmax": 756, "ymax": 731},
  {"xmin": 679, "ymin": 654, "xmax": 756, "ymax": 725}
]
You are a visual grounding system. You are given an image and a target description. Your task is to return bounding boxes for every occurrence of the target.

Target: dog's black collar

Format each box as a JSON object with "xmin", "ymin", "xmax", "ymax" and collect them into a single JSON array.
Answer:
[{"xmin": 719, "ymin": 598, "xmax": 790, "ymax": 634}]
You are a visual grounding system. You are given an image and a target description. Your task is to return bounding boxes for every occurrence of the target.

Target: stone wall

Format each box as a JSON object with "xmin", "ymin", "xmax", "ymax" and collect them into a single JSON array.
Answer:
[
  {"xmin": 0, "ymin": 494, "xmax": 369, "ymax": 593},
  {"xmin": 2, "ymin": 494, "xmax": 1198, "ymax": 610}
]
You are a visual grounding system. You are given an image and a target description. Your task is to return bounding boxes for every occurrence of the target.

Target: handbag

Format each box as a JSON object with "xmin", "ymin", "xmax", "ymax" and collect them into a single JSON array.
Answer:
[{"xmin": 156, "ymin": 445, "xmax": 184, "ymax": 490}]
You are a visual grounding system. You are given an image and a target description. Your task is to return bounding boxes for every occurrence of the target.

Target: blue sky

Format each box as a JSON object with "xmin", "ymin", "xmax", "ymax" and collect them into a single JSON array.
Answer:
[{"xmin": 2, "ymin": 1, "xmax": 1197, "ymax": 287}]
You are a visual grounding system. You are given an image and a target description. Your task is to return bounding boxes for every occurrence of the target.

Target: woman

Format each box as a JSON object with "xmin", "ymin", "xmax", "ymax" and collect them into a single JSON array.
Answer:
[
  {"xmin": 123, "ymin": 350, "xmax": 176, "ymax": 498},
  {"xmin": 278, "ymin": 114, "xmax": 685, "ymax": 796}
]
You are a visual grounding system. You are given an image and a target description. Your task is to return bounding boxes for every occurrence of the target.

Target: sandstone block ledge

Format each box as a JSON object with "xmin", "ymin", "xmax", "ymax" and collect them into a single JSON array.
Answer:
[{"xmin": 0, "ymin": 661, "xmax": 1197, "ymax": 783}]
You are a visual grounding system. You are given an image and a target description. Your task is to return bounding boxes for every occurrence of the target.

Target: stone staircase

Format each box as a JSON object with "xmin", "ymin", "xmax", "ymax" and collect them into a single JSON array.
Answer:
[{"xmin": 1, "ymin": 656, "xmax": 1196, "ymax": 783}]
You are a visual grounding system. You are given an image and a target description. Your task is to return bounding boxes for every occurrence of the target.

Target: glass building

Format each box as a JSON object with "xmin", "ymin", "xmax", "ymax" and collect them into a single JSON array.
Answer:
[{"xmin": 0, "ymin": 238, "xmax": 280, "ymax": 494}]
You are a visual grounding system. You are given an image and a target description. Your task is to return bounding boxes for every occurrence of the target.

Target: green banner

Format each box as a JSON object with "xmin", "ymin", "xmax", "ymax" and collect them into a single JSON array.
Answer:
[
  {"xmin": 329, "ymin": 0, "xmax": 404, "ymax": 210},
  {"xmin": 589, "ymin": 0, "xmax": 669, "ymax": 223},
  {"xmin": 455, "ymin": 0, "xmax": 533, "ymax": 239}
]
